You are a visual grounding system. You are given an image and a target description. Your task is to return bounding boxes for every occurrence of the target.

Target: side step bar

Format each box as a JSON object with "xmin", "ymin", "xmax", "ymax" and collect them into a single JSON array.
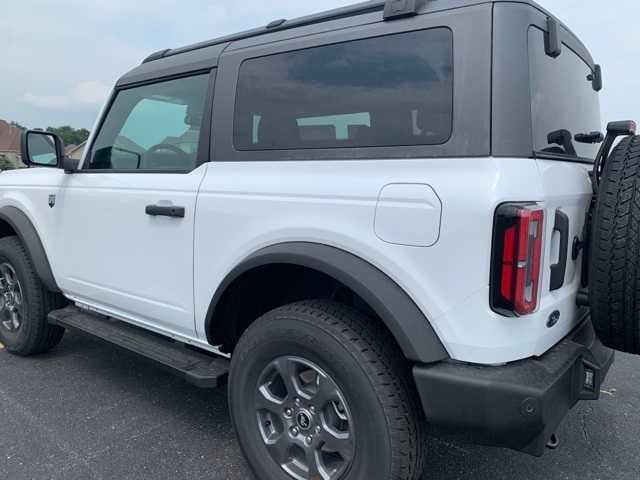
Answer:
[{"xmin": 48, "ymin": 305, "xmax": 229, "ymax": 388}]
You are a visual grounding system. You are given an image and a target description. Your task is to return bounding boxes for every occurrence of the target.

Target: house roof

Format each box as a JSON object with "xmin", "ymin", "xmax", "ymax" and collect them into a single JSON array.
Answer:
[{"xmin": 0, "ymin": 120, "xmax": 22, "ymax": 154}]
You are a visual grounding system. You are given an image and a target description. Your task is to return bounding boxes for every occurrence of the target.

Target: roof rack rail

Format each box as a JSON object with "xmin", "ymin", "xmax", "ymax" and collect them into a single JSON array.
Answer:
[
  {"xmin": 266, "ymin": 19, "xmax": 287, "ymax": 29},
  {"xmin": 142, "ymin": 48, "xmax": 171, "ymax": 64},
  {"xmin": 142, "ymin": 0, "xmax": 387, "ymax": 64}
]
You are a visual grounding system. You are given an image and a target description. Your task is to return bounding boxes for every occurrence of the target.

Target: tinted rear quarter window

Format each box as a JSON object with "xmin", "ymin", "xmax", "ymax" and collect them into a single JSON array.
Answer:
[
  {"xmin": 528, "ymin": 27, "xmax": 601, "ymax": 160},
  {"xmin": 234, "ymin": 28, "xmax": 453, "ymax": 151}
]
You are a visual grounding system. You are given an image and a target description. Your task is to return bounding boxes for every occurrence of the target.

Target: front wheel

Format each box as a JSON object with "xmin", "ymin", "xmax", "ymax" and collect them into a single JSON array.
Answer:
[
  {"xmin": 0, "ymin": 236, "xmax": 65, "ymax": 355},
  {"xmin": 229, "ymin": 300, "xmax": 425, "ymax": 480}
]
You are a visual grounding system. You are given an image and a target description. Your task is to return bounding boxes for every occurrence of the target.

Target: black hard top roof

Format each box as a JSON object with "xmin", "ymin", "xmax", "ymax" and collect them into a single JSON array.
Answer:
[{"xmin": 117, "ymin": 0, "xmax": 583, "ymax": 87}]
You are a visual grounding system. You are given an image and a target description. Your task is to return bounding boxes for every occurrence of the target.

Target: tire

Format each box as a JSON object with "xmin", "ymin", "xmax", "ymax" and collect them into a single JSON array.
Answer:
[
  {"xmin": 590, "ymin": 135, "xmax": 640, "ymax": 354},
  {"xmin": 229, "ymin": 300, "xmax": 425, "ymax": 480},
  {"xmin": 0, "ymin": 236, "xmax": 65, "ymax": 356}
]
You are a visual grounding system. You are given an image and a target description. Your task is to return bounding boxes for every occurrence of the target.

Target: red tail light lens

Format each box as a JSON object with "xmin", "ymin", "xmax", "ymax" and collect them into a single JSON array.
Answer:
[{"xmin": 491, "ymin": 204, "xmax": 545, "ymax": 316}]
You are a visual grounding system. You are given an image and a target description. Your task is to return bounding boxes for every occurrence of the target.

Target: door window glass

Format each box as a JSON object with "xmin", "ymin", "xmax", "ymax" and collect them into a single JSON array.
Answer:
[
  {"xmin": 88, "ymin": 74, "xmax": 210, "ymax": 171},
  {"xmin": 528, "ymin": 27, "xmax": 601, "ymax": 159}
]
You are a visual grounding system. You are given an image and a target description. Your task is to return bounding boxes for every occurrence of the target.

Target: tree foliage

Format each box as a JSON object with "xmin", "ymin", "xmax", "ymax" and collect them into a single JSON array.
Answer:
[
  {"xmin": 3, "ymin": 118, "xmax": 90, "ymax": 148},
  {"xmin": 0, "ymin": 154, "xmax": 23, "ymax": 171},
  {"xmin": 46, "ymin": 126, "xmax": 90, "ymax": 146},
  {"xmin": 9, "ymin": 121, "xmax": 26, "ymax": 131}
]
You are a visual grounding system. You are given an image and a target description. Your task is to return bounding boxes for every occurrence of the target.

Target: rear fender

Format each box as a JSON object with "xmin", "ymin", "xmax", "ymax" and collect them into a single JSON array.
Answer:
[{"xmin": 206, "ymin": 242, "xmax": 449, "ymax": 363}]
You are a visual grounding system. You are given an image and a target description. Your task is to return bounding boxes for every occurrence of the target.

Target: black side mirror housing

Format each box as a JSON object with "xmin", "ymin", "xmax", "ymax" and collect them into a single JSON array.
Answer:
[
  {"xmin": 63, "ymin": 157, "xmax": 80, "ymax": 173},
  {"xmin": 20, "ymin": 130, "xmax": 65, "ymax": 168}
]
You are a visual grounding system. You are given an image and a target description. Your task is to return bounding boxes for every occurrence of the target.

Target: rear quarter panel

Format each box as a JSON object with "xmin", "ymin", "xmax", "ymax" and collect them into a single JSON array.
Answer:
[{"xmin": 193, "ymin": 157, "xmax": 587, "ymax": 364}]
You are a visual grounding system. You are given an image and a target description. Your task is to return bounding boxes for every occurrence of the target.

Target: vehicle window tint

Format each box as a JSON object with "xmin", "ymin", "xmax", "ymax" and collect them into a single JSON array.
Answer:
[
  {"xmin": 88, "ymin": 74, "xmax": 209, "ymax": 171},
  {"xmin": 528, "ymin": 27, "xmax": 601, "ymax": 160},
  {"xmin": 297, "ymin": 113, "xmax": 371, "ymax": 142},
  {"xmin": 235, "ymin": 28, "xmax": 453, "ymax": 151}
]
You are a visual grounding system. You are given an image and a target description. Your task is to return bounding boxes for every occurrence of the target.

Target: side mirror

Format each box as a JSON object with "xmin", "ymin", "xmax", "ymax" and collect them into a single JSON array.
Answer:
[{"xmin": 20, "ymin": 130, "xmax": 65, "ymax": 168}]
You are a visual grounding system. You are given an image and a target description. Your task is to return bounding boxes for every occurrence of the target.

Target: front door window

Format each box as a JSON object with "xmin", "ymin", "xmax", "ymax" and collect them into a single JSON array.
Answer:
[{"xmin": 88, "ymin": 74, "xmax": 210, "ymax": 171}]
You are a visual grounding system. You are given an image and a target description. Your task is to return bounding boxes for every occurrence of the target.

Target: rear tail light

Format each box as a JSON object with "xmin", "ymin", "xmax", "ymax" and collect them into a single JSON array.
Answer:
[{"xmin": 491, "ymin": 203, "xmax": 545, "ymax": 316}]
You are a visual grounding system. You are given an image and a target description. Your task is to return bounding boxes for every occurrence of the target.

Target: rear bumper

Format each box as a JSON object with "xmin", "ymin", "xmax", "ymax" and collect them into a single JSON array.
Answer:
[{"xmin": 413, "ymin": 319, "xmax": 614, "ymax": 456}]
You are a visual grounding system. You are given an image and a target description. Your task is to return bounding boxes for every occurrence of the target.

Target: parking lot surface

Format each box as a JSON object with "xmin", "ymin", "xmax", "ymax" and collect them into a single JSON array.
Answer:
[{"xmin": 0, "ymin": 331, "xmax": 638, "ymax": 480}]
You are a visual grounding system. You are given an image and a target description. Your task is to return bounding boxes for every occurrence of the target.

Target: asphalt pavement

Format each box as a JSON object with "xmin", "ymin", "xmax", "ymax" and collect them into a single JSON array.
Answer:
[{"xmin": 0, "ymin": 331, "xmax": 638, "ymax": 480}]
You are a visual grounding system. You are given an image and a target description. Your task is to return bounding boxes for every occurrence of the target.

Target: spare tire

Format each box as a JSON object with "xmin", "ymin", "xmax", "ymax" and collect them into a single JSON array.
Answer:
[{"xmin": 590, "ymin": 135, "xmax": 640, "ymax": 354}]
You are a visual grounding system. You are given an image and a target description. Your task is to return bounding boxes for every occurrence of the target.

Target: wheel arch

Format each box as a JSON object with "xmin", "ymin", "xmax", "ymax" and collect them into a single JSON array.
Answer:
[
  {"xmin": 205, "ymin": 242, "xmax": 449, "ymax": 363},
  {"xmin": 0, "ymin": 206, "xmax": 59, "ymax": 292}
]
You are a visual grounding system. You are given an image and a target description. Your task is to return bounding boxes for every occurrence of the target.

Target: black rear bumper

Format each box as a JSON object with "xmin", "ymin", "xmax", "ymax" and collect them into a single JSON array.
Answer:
[{"xmin": 413, "ymin": 319, "xmax": 614, "ymax": 456}]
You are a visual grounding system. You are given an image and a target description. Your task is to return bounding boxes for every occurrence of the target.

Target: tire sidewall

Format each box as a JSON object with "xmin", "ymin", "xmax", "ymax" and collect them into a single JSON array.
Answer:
[
  {"xmin": 590, "ymin": 135, "xmax": 640, "ymax": 354},
  {"xmin": 229, "ymin": 314, "xmax": 394, "ymax": 480},
  {"xmin": 0, "ymin": 241, "xmax": 41, "ymax": 353}
]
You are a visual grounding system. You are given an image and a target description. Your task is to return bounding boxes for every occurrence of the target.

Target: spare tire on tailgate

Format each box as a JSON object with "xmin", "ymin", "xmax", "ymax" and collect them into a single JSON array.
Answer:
[{"xmin": 590, "ymin": 135, "xmax": 640, "ymax": 354}]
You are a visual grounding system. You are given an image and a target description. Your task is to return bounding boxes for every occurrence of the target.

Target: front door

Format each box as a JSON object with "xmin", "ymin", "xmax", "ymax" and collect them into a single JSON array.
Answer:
[{"xmin": 52, "ymin": 72, "xmax": 212, "ymax": 338}]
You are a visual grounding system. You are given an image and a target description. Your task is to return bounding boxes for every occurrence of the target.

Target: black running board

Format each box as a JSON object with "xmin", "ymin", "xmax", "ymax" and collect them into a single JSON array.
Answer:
[{"xmin": 48, "ymin": 305, "xmax": 229, "ymax": 388}]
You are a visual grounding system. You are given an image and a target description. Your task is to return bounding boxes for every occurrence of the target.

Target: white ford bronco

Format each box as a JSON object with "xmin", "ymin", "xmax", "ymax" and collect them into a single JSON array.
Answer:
[{"xmin": 3, "ymin": 1, "xmax": 639, "ymax": 479}]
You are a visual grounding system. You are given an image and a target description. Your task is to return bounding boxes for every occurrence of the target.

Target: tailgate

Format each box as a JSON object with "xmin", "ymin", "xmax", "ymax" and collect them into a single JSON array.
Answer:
[{"xmin": 536, "ymin": 159, "xmax": 592, "ymax": 330}]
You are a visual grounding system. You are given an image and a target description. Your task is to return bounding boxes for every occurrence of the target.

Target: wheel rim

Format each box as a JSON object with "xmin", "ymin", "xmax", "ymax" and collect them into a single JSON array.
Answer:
[
  {"xmin": 0, "ymin": 262, "xmax": 23, "ymax": 333},
  {"xmin": 255, "ymin": 356, "xmax": 355, "ymax": 480}
]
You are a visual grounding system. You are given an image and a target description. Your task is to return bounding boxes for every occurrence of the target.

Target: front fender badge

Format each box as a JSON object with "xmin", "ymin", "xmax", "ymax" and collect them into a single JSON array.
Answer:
[{"xmin": 48, "ymin": 195, "xmax": 56, "ymax": 208}]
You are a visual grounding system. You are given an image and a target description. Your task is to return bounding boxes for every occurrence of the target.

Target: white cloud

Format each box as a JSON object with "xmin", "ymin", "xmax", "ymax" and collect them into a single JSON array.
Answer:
[
  {"xmin": 71, "ymin": 81, "xmax": 112, "ymax": 106},
  {"xmin": 22, "ymin": 93, "xmax": 71, "ymax": 110},
  {"xmin": 22, "ymin": 81, "xmax": 111, "ymax": 110},
  {"xmin": 2, "ymin": 0, "xmax": 639, "ymax": 129}
]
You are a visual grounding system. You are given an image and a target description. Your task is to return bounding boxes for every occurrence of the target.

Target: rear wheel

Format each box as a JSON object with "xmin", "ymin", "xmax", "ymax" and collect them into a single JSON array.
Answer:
[
  {"xmin": 229, "ymin": 300, "xmax": 425, "ymax": 480},
  {"xmin": 0, "ymin": 236, "xmax": 65, "ymax": 355},
  {"xmin": 590, "ymin": 135, "xmax": 640, "ymax": 354}
]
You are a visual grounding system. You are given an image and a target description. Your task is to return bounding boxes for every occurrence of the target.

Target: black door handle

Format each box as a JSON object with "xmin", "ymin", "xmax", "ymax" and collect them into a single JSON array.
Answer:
[
  {"xmin": 550, "ymin": 210, "xmax": 569, "ymax": 291},
  {"xmin": 145, "ymin": 205, "xmax": 185, "ymax": 218}
]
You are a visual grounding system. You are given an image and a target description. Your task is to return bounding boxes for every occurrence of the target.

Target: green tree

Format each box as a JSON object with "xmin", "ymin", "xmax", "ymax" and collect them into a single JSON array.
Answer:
[
  {"xmin": 0, "ymin": 154, "xmax": 22, "ymax": 171},
  {"xmin": 0, "ymin": 155, "xmax": 11, "ymax": 170},
  {"xmin": 46, "ymin": 126, "xmax": 90, "ymax": 146}
]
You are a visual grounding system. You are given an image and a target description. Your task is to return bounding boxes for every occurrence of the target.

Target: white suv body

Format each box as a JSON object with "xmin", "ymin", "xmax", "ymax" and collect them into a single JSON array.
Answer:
[
  {"xmin": 1, "ymin": 1, "xmax": 618, "ymax": 478},
  {"xmin": 0, "ymin": 155, "xmax": 591, "ymax": 365}
]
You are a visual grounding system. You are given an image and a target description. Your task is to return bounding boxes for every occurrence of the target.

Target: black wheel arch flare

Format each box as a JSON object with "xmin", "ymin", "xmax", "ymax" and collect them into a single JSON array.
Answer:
[
  {"xmin": 0, "ymin": 206, "xmax": 59, "ymax": 292},
  {"xmin": 205, "ymin": 242, "xmax": 449, "ymax": 364}
]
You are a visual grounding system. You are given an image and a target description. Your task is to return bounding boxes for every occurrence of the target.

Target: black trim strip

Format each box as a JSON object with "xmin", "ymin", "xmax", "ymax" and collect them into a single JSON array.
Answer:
[
  {"xmin": 116, "ymin": 68, "xmax": 212, "ymax": 91},
  {"xmin": 71, "ymin": 169, "xmax": 194, "ymax": 175},
  {"xmin": 533, "ymin": 152, "xmax": 594, "ymax": 165}
]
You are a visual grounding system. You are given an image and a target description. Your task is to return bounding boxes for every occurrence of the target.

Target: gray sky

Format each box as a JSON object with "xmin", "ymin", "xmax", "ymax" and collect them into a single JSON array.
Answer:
[{"xmin": 1, "ymin": 0, "xmax": 638, "ymax": 130}]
